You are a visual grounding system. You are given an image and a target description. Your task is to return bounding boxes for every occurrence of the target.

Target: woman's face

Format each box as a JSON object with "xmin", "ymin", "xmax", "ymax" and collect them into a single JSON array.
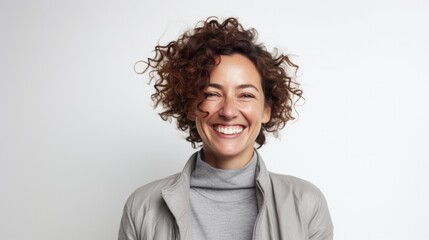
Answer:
[{"xmin": 193, "ymin": 54, "xmax": 271, "ymax": 169}]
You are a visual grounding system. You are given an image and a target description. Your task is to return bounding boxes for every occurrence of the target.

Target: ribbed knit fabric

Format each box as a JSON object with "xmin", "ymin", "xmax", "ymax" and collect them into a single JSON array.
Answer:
[{"xmin": 189, "ymin": 151, "xmax": 258, "ymax": 240}]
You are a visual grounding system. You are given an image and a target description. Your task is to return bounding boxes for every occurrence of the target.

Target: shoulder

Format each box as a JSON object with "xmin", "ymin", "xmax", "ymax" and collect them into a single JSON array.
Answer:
[
  {"xmin": 268, "ymin": 173, "xmax": 334, "ymax": 238},
  {"xmin": 269, "ymin": 172, "xmax": 321, "ymax": 195},
  {"xmin": 268, "ymin": 172, "xmax": 329, "ymax": 215},
  {"xmin": 119, "ymin": 173, "xmax": 182, "ymax": 239},
  {"xmin": 124, "ymin": 173, "xmax": 180, "ymax": 215}
]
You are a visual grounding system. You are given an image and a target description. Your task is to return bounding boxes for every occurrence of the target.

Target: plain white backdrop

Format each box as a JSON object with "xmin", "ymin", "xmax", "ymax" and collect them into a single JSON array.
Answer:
[{"xmin": 1, "ymin": 0, "xmax": 428, "ymax": 239}]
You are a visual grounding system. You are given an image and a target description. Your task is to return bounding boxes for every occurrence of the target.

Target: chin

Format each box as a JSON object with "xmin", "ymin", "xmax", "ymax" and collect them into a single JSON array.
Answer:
[{"xmin": 212, "ymin": 144, "xmax": 250, "ymax": 158}]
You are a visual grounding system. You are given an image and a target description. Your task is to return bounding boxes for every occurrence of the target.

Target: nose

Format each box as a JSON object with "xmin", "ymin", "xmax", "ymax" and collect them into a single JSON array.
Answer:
[{"xmin": 219, "ymin": 97, "xmax": 238, "ymax": 120}]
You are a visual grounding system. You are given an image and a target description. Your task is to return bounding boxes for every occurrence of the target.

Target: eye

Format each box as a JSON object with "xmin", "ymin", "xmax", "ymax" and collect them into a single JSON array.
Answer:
[
  {"xmin": 240, "ymin": 93, "xmax": 255, "ymax": 99},
  {"xmin": 204, "ymin": 92, "xmax": 221, "ymax": 99}
]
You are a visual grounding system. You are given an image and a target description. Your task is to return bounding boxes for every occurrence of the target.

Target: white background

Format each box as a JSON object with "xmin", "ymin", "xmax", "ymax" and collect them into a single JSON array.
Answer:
[{"xmin": 1, "ymin": 0, "xmax": 428, "ymax": 239}]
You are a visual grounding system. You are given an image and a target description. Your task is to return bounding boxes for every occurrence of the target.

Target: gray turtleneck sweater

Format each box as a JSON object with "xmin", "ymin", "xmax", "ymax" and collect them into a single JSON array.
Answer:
[{"xmin": 189, "ymin": 151, "xmax": 258, "ymax": 240}]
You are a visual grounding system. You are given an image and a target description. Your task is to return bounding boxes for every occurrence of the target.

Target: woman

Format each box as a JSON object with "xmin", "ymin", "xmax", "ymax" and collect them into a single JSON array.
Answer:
[{"xmin": 119, "ymin": 17, "xmax": 333, "ymax": 240}]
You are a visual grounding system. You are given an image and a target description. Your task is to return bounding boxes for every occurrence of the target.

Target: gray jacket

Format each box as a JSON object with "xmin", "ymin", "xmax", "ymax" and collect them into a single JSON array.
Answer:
[{"xmin": 118, "ymin": 152, "xmax": 333, "ymax": 240}]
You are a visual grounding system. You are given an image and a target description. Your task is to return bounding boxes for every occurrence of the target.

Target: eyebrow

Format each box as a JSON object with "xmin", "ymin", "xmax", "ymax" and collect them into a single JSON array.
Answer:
[{"xmin": 208, "ymin": 83, "xmax": 259, "ymax": 92}]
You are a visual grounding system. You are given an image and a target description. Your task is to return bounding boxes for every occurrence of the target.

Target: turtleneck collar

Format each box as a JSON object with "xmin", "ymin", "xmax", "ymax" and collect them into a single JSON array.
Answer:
[{"xmin": 190, "ymin": 150, "xmax": 257, "ymax": 190}]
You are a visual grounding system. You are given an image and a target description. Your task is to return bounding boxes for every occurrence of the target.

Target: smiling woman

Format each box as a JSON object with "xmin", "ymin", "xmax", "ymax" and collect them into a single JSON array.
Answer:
[
  {"xmin": 119, "ymin": 17, "xmax": 333, "ymax": 240},
  {"xmin": 193, "ymin": 54, "xmax": 271, "ymax": 169}
]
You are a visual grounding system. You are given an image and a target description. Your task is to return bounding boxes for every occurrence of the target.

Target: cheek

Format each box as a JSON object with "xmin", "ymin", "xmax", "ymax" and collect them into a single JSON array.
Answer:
[
  {"xmin": 241, "ymin": 104, "xmax": 267, "ymax": 121},
  {"xmin": 195, "ymin": 115, "xmax": 210, "ymax": 132},
  {"xmin": 199, "ymin": 101, "xmax": 221, "ymax": 116},
  {"xmin": 194, "ymin": 119, "xmax": 205, "ymax": 138}
]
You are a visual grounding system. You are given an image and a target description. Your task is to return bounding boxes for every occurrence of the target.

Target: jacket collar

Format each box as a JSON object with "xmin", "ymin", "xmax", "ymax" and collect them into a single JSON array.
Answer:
[
  {"xmin": 161, "ymin": 150, "xmax": 272, "ymax": 239},
  {"xmin": 254, "ymin": 151, "xmax": 272, "ymax": 207}
]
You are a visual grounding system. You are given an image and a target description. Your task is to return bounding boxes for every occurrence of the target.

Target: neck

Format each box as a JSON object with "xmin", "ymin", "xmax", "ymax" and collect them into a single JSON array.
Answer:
[{"xmin": 202, "ymin": 147, "xmax": 255, "ymax": 170}]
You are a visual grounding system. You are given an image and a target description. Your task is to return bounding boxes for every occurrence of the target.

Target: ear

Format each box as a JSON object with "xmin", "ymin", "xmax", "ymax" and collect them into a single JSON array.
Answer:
[{"xmin": 262, "ymin": 104, "xmax": 271, "ymax": 124}]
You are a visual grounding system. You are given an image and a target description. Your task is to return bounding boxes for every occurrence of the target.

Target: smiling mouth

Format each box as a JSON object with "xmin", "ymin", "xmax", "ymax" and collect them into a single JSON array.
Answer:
[{"xmin": 213, "ymin": 125, "xmax": 244, "ymax": 135}]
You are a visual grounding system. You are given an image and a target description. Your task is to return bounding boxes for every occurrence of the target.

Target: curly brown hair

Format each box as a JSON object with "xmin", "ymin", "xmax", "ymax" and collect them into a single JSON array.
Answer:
[{"xmin": 139, "ymin": 17, "xmax": 303, "ymax": 148}]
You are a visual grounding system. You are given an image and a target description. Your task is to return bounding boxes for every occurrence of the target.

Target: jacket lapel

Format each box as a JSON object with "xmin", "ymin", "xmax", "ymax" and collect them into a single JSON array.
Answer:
[
  {"xmin": 161, "ymin": 152, "xmax": 197, "ymax": 240},
  {"xmin": 254, "ymin": 152, "xmax": 277, "ymax": 240}
]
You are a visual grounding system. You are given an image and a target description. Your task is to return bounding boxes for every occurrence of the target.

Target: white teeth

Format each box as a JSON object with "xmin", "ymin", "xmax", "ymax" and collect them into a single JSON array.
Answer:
[{"xmin": 214, "ymin": 125, "xmax": 243, "ymax": 135}]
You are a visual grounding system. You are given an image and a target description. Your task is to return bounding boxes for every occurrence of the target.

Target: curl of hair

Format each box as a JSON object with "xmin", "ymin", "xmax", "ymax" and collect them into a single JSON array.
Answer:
[{"xmin": 140, "ymin": 17, "xmax": 303, "ymax": 148}]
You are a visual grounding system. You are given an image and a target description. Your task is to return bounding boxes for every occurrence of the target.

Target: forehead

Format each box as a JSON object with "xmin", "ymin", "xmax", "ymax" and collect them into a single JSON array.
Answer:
[{"xmin": 209, "ymin": 54, "xmax": 262, "ymax": 88}]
